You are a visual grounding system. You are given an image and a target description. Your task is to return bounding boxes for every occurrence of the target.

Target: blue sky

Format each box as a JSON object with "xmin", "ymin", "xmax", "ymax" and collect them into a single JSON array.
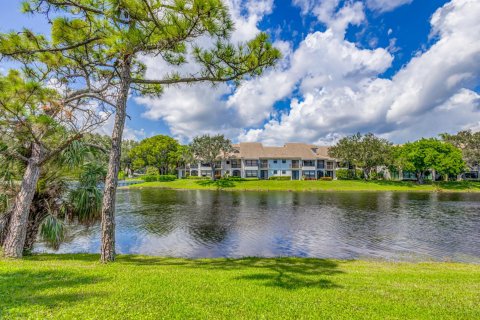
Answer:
[{"xmin": 1, "ymin": 0, "xmax": 479, "ymax": 145}]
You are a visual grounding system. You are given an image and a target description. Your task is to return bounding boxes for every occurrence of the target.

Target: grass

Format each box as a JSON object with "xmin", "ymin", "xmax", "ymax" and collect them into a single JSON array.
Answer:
[
  {"xmin": 126, "ymin": 178, "xmax": 480, "ymax": 192},
  {"xmin": 0, "ymin": 254, "xmax": 479, "ymax": 319}
]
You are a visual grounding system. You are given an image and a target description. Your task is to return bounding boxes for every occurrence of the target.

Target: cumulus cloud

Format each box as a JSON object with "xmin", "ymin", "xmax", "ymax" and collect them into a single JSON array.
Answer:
[
  {"xmin": 240, "ymin": 0, "xmax": 480, "ymax": 144},
  {"xmin": 136, "ymin": 0, "xmax": 480, "ymax": 145}
]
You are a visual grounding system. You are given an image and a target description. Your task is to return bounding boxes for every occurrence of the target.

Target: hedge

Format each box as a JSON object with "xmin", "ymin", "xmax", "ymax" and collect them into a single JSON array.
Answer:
[
  {"xmin": 269, "ymin": 176, "xmax": 291, "ymax": 180},
  {"xmin": 144, "ymin": 175, "xmax": 177, "ymax": 182}
]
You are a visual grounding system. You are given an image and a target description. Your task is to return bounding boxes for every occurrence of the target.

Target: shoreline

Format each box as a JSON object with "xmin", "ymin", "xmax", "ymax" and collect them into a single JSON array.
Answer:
[{"xmin": 124, "ymin": 179, "xmax": 480, "ymax": 193}]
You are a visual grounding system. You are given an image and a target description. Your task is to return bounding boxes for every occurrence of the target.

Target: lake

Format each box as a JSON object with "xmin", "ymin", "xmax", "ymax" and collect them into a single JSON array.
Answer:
[{"xmin": 34, "ymin": 189, "xmax": 480, "ymax": 263}]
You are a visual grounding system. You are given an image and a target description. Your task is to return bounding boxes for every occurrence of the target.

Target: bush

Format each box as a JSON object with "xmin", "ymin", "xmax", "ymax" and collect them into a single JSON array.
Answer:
[
  {"xmin": 336, "ymin": 169, "xmax": 363, "ymax": 180},
  {"xmin": 157, "ymin": 175, "xmax": 176, "ymax": 181},
  {"xmin": 118, "ymin": 171, "xmax": 125, "ymax": 180},
  {"xmin": 269, "ymin": 176, "xmax": 291, "ymax": 180},
  {"xmin": 225, "ymin": 177, "xmax": 259, "ymax": 181},
  {"xmin": 187, "ymin": 176, "xmax": 210, "ymax": 180},
  {"xmin": 320, "ymin": 177, "xmax": 333, "ymax": 181},
  {"xmin": 143, "ymin": 175, "xmax": 158, "ymax": 182}
]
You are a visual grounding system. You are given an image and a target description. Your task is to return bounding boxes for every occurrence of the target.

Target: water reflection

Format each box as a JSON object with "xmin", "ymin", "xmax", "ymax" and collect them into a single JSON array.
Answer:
[{"xmin": 34, "ymin": 190, "xmax": 480, "ymax": 262}]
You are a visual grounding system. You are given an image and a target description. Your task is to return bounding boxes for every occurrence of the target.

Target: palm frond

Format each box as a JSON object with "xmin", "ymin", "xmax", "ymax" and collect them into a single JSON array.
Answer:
[{"xmin": 40, "ymin": 215, "xmax": 65, "ymax": 249}]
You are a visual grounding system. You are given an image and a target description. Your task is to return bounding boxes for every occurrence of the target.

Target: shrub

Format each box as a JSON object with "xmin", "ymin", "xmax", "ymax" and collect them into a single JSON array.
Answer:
[
  {"xmin": 226, "ymin": 177, "xmax": 259, "ymax": 181},
  {"xmin": 187, "ymin": 176, "xmax": 210, "ymax": 180},
  {"xmin": 269, "ymin": 176, "xmax": 291, "ymax": 180},
  {"xmin": 157, "ymin": 175, "xmax": 176, "ymax": 181},
  {"xmin": 118, "ymin": 171, "xmax": 125, "ymax": 180},
  {"xmin": 143, "ymin": 175, "xmax": 158, "ymax": 182},
  {"xmin": 336, "ymin": 169, "xmax": 363, "ymax": 180},
  {"xmin": 320, "ymin": 177, "xmax": 333, "ymax": 181}
]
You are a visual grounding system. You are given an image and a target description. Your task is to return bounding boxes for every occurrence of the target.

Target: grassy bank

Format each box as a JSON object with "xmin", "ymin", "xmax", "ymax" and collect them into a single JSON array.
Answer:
[
  {"xmin": 127, "ymin": 178, "xmax": 480, "ymax": 192},
  {"xmin": 0, "ymin": 255, "xmax": 479, "ymax": 319}
]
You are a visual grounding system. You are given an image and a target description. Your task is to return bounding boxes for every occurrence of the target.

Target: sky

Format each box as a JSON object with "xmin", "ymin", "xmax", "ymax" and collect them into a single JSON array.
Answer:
[{"xmin": 1, "ymin": 0, "xmax": 479, "ymax": 145}]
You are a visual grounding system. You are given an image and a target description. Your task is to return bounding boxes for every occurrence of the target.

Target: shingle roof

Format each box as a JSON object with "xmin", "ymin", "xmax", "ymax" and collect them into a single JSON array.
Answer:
[{"xmin": 230, "ymin": 142, "xmax": 334, "ymax": 160}]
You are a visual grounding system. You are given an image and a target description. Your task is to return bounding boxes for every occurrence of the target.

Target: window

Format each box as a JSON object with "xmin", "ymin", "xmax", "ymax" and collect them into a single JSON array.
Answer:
[
  {"xmin": 282, "ymin": 170, "xmax": 286, "ymax": 174},
  {"xmin": 231, "ymin": 160, "xmax": 241, "ymax": 168},
  {"xmin": 226, "ymin": 161, "xmax": 230, "ymax": 165},
  {"xmin": 245, "ymin": 160, "xmax": 258, "ymax": 166},
  {"xmin": 232, "ymin": 170, "xmax": 241, "ymax": 177},
  {"xmin": 303, "ymin": 170, "xmax": 315, "ymax": 179},
  {"xmin": 273, "ymin": 170, "xmax": 278, "ymax": 174},
  {"xmin": 245, "ymin": 170, "xmax": 258, "ymax": 177},
  {"xmin": 282, "ymin": 160, "xmax": 286, "ymax": 164},
  {"xmin": 273, "ymin": 160, "xmax": 278, "ymax": 164},
  {"xmin": 317, "ymin": 160, "xmax": 325, "ymax": 169},
  {"xmin": 303, "ymin": 160, "xmax": 315, "ymax": 167}
]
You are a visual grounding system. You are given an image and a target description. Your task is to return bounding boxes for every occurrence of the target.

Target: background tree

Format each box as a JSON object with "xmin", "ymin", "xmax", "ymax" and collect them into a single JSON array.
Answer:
[
  {"xmin": 394, "ymin": 139, "xmax": 465, "ymax": 184},
  {"xmin": 440, "ymin": 130, "xmax": 480, "ymax": 171},
  {"xmin": 329, "ymin": 133, "xmax": 392, "ymax": 180},
  {"xmin": 0, "ymin": 0, "xmax": 281, "ymax": 262},
  {"xmin": 121, "ymin": 140, "xmax": 139, "ymax": 178},
  {"xmin": 0, "ymin": 70, "xmax": 106, "ymax": 258},
  {"xmin": 190, "ymin": 134, "xmax": 233, "ymax": 180},
  {"xmin": 129, "ymin": 135, "xmax": 179, "ymax": 174}
]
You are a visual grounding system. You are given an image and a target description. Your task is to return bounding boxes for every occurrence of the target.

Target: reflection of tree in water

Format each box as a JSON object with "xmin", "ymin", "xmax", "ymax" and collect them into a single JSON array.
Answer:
[
  {"xmin": 188, "ymin": 192, "xmax": 233, "ymax": 245},
  {"xmin": 129, "ymin": 189, "xmax": 189, "ymax": 236}
]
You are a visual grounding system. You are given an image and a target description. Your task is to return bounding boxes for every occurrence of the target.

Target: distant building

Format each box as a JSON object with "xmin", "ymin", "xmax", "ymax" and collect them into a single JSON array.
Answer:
[{"xmin": 178, "ymin": 142, "xmax": 338, "ymax": 180}]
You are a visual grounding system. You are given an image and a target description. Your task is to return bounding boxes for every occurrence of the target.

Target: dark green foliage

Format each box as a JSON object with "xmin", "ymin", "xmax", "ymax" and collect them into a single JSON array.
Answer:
[
  {"xmin": 143, "ymin": 175, "xmax": 176, "ymax": 182},
  {"xmin": 320, "ymin": 177, "xmax": 333, "ymax": 181},
  {"xmin": 336, "ymin": 169, "xmax": 364, "ymax": 180}
]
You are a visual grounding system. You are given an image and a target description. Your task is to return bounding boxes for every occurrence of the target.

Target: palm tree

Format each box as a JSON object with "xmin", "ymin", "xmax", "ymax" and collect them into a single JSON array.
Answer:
[{"xmin": 1, "ymin": 139, "xmax": 107, "ymax": 252}]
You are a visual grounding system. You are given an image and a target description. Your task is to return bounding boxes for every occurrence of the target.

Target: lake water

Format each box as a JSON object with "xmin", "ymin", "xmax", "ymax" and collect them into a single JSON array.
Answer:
[{"xmin": 34, "ymin": 189, "xmax": 480, "ymax": 262}]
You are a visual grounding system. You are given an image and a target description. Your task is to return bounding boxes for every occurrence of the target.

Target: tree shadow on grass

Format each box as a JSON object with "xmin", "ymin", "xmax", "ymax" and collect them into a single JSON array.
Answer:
[
  {"xmin": 195, "ymin": 179, "xmax": 236, "ymax": 189},
  {"xmin": 0, "ymin": 268, "xmax": 107, "ymax": 316},
  {"xmin": 119, "ymin": 255, "xmax": 344, "ymax": 290},
  {"xmin": 24, "ymin": 254, "xmax": 345, "ymax": 291}
]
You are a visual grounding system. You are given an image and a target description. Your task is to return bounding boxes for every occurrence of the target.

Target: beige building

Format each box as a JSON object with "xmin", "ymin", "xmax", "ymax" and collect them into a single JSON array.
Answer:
[{"xmin": 178, "ymin": 142, "xmax": 338, "ymax": 180}]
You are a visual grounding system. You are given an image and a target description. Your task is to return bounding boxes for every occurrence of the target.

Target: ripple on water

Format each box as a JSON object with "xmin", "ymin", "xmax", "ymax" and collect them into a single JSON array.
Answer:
[{"xmin": 33, "ymin": 190, "xmax": 480, "ymax": 263}]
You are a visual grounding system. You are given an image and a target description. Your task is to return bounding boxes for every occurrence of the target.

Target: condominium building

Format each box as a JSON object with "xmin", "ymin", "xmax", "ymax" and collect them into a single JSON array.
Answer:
[{"xmin": 178, "ymin": 142, "xmax": 338, "ymax": 180}]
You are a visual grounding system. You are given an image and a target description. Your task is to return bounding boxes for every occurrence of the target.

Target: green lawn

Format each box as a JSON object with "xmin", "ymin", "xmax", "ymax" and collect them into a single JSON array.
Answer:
[
  {"xmin": 0, "ymin": 255, "xmax": 479, "ymax": 319},
  {"xmin": 127, "ymin": 178, "xmax": 480, "ymax": 192}
]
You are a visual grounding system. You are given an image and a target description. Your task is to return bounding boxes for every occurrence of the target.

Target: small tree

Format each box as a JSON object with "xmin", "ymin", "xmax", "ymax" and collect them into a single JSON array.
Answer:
[
  {"xmin": 129, "ymin": 135, "xmax": 179, "ymax": 174},
  {"xmin": 329, "ymin": 133, "xmax": 392, "ymax": 180},
  {"xmin": 394, "ymin": 139, "xmax": 465, "ymax": 184},
  {"xmin": 190, "ymin": 134, "xmax": 233, "ymax": 180}
]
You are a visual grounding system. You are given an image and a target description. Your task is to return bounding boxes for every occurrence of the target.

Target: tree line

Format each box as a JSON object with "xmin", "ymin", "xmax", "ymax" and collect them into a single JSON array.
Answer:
[{"xmin": 329, "ymin": 131, "xmax": 479, "ymax": 184}]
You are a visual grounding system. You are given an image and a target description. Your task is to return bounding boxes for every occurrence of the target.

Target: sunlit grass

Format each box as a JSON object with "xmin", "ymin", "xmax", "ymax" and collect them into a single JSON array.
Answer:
[
  {"xmin": 127, "ymin": 179, "xmax": 480, "ymax": 192},
  {"xmin": 0, "ymin": 254, "xmax": 479, "ymax": 319}
]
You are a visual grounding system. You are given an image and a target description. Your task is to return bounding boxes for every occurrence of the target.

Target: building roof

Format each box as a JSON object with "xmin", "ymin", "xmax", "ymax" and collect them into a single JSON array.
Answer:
[{"xmin": 230, "ymin": 142, "xmax": 334, "ymax": 160}]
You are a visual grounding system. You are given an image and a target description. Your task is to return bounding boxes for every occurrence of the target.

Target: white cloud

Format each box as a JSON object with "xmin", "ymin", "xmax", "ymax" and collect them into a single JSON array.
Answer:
[
  {"xmin": 136, "ymin": 0, "xmax": 480, "ymax": 145},
  {"xmin": 365, "ymin": 0, "xmax": 413, "ymax": 13},
  {"xmin": 241, "ymin": 0, "xmax": 480, "ymax": 144}
]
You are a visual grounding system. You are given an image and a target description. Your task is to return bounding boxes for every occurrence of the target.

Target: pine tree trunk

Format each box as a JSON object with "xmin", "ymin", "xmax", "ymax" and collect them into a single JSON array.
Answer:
[
  {"xmin": 100, "ymin": 56, "xmax": 131, "ymax": 263},
  {"xmin": 0, "ymin": 211, "xmax": 12, "ymax": 247},
  {"xmin": 2, "ymin": 143, "xmax": 42, "ymax": 258}
]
